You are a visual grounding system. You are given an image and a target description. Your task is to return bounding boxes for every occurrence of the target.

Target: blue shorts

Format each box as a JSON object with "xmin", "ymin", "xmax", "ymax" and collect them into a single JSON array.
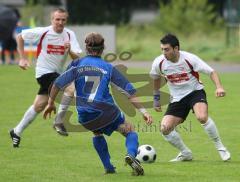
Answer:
[{"xmin": 78, "ymin": 110, "xmax": 125, "ymax": 136}]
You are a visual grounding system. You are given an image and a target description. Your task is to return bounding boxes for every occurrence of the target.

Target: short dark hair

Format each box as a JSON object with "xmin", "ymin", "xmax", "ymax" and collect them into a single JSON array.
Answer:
[
  {"xmin": 85, "ymin": 32, "xmax": 105, "ymax": 56},
  {"xmin": 51, "ymin": 8, "xmax": 69, "ymax": 19},
  {"xmin": 160, "ymin": 34, "xmax": 180, "ymax": 49}
]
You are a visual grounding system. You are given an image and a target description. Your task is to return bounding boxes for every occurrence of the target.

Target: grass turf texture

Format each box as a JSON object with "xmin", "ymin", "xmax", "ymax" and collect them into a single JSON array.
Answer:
[{"xmin": 0, "ymin": 65, "xmax": 239, "ymax": 182}]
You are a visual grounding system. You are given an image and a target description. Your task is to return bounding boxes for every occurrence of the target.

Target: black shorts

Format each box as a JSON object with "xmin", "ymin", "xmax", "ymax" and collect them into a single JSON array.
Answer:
[
  {"xmin": 36, "ymin": 72, "xmax": 60, "ymax": 95},
  {"xmin": 165, "ymin": 89, "xmax": 208, "ymax": 120}
]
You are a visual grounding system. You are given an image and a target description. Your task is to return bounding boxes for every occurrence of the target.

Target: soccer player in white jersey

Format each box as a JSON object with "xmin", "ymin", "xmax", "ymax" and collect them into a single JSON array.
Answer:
[
  {"xmin": 150, "ymin": 34, "xmax": 230, "ymax": 162},
  {"xmin": 9, "ymin": 8, "xmax": 82, "ymax": 147}
]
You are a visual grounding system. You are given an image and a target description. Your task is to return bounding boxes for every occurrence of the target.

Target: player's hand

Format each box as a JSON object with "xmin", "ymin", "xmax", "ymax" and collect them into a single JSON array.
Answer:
[
  {"xmin": 215, "ymin": 87, "xmax": 226, "ymax": 97},
  {"xmin": 143, "ymin": 112, "xmax": 153, "ymax": 125},
  {"xmin": 64, "ymin": 42, "xmax": 71, "ymax": 53},
  {"xmin": 19, "ymin": 58, "xmax": 30, "ymax": 70},
  {"xmin": 43, "ymin": 104, "xmax": 56, "ymax": 119}
]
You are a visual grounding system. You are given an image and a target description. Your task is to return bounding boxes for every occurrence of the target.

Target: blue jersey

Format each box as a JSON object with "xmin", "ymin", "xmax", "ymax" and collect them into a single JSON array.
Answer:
[{"xmin": 54, "ymin": 56, "xmax": 136, "ymax": 127}]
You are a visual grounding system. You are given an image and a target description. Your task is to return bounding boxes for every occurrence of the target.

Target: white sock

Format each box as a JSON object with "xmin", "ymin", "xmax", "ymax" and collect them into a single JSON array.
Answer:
[
  {"xmin": 14, "ymin": 105, "xmax": 38, "ymax": 136},
  {"xmin": 54, "ymin": 94, "xmax": 72, "ymax": 124},
  {"xmin": 202, "ymin": 117, "xmax": 225, "ymax": 150},
  {"xmin": 163, "ymin": 130, "xmax": 191, "ymax": 154}
]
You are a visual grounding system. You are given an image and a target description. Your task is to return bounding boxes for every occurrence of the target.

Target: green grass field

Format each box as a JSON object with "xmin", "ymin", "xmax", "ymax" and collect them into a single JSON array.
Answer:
[{"xmin": 0, "ymin": 65, "xmax": 239, "ymax": 182}]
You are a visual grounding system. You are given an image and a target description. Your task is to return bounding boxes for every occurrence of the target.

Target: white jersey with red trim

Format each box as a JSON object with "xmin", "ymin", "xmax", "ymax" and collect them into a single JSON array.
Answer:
[
  {"xmin": 21, "ymin": 26, "xmax": 82, "ymax": 78},
  {"xmin": 150, "ymin": 51, "xmax": 214, "ymax": 103}
]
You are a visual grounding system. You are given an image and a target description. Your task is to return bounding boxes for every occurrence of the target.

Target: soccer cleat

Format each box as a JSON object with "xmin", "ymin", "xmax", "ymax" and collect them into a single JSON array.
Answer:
[
  {"xmin": 169, "ymin": 151, "xmax": 193, "ymax": 162},
  {"xmin": 104, "ymin": 167, "xmax": 116, "ymax": 174},
  {"xmin": 9, "ymin": 129, "xmax": 21, "ymax": 148},
  {"xmin": 218, "ymin": 148, "xmax": 231, "ymax": 161},
  {"xmin": 125, "ymin": 154, "xmax": 144, "ymax": 176},
  {"xmin": 53, "ymin": 123, "xmax": 68, "ymax": 136}
]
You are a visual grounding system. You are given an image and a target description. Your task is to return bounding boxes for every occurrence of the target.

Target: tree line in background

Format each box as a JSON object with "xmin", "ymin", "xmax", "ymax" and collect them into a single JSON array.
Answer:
[
  {"xmin": 24, "ymin": 0, "xmax": 226, "ymax": 24},
  {"xmin": 155, "ymin": 0, "xmax": 224, "ymax": 35},
  {"xmin": 68, "ymin": 0, "xmax": 226, "ymax": 26},
  {"xmin": 23, "ymin": 0, "xmax": 229, "ymax": 34}
]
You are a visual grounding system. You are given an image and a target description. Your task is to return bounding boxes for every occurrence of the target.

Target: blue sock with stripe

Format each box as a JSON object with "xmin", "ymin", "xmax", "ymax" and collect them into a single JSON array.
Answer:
[{"xmin": 125, "ymin": 132, "xmax": 139, "ymax": 157}]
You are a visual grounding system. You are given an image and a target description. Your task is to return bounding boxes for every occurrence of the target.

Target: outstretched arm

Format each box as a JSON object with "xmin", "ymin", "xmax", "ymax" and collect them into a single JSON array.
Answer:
[
  {"xmin": 129, "ymin": 94, "xmax": 153, "ymax": 125},
  {"xmin": 43, "ymin": 84, "xmax": 60, "ymax": 119},
  {"xmin": 110, "ymin": 67, "xmax": 153, "ymax": 125},
  {"xmin": 16, "ymin": 34, "xmax": 30, "ymax": 70},
  {"xmin": 64, "ymin": 42, "xmax": 81, "ymax": 60},
  {"xmin": 69, "ymin": 50, "xmax": 80, "ymax": 60},
  {"xmin": 210, "ymin": 70, "xmax": 226, "ymax": 97},
  {"xmin": 44, "ymin": 67, "xmax": 77, "ymax": 119}
]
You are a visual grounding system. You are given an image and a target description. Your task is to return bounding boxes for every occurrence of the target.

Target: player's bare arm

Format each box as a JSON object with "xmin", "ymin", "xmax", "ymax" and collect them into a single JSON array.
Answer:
[
  {"xmin": 16, "ymin": 34, "xmax": 30, "ymax": 70},
  {"xmin": 43, "ymin": 84, "xmax": 60, "ymax": 119},
  {"xmin": 69, "ymin": 50, "xmax": 81, "ymax": 60},
  {"xmin": 153, "ymin": 78, "xmax": 162, "ymax": 112},
  {"xmin": 210, "ymin": 70, "xmax": 226, "ymax": 97},
  {"xmin": 128, "ymin": 94, "xmax": 153, "ymax": 125},
  {"xmin": 64, "ymin": 42, "xmax": 81, "ymax": 60}
]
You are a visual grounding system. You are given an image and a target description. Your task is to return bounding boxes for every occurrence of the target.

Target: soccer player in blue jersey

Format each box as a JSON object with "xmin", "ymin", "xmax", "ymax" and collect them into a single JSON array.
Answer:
[{"xmin": 43, "ymin": 32, "xmax": 152, "ymax": 175}]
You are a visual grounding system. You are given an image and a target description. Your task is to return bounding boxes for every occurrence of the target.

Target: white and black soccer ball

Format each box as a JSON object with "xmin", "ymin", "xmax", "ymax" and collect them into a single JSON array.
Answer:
[{"xmin": 136, "ymin": 144, "xmax": 157, "ymax": 163}]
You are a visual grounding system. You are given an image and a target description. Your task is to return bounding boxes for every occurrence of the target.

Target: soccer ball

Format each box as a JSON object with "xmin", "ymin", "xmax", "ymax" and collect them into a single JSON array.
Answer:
[{"xmin": 136, "ymin": 144, "xmax": 157, "ymax": 163}]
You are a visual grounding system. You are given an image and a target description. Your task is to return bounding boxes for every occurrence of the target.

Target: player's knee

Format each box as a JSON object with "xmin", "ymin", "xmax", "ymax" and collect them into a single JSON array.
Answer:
[
  {"xmin": 118, "ymin": 123, "xmax": 135, "ymax": 136},
  {"xmin": 34, "ymin": 102, "xmax": 47, "ymax": 113},
  {"xmin": 196, "ymin": 114, "xmax": 208, "ymax": 123},
  {"xmin": 34, "ymin": 105, "xmax": 44, "ymax": 113},
  {"xmin": 160, "ymin": 123, "xmax": 173, "ymax": 135},
  {"xmin": 124, "ymin": 123, "xmax": 135, "ymax": 134}
]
